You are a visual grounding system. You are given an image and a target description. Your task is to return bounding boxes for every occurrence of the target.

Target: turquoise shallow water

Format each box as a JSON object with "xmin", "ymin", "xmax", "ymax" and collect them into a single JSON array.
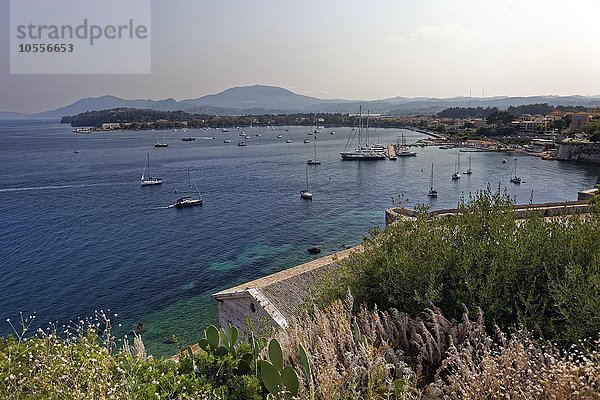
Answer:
[{"xmin": 0, "ymin": 119, "xmax": 598, "ymax": 355}]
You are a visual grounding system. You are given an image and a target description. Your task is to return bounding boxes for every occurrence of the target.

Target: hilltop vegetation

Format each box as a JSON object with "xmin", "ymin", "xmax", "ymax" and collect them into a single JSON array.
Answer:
[{"xmin": 61, "ymin": 107, "xmax": 418, "ymax": 129}]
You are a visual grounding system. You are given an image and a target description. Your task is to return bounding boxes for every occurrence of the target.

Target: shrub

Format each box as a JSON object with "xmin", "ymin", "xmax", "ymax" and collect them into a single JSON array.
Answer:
[{"xmin": 312, "ymin": 188, "xmax": 600, "ymax": 344}]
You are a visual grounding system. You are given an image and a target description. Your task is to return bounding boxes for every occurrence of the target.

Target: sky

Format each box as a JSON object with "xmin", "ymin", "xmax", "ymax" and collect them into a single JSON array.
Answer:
[{"xmin": 2, "ymin": 0, "xmax": 600, "ymax": 113}]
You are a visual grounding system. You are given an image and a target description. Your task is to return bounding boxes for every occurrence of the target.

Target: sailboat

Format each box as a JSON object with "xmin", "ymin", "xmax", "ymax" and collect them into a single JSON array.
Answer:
[
  {"xmin": 452, "ymin": 153, "xmax": 461, "ymax": 180},
  {"xmin": 154, "ymin": 138, "xmax": 168, "ymax": 147},
  {"xmin": 464, "ymin": 154, "xmax": 472, "ymax": 175},
  {"xmin": 307, "ymin": 140, "xmax": 321, "ymax": 165},
  {"xmin": 427, "ymin": 163, "xmax": 438, "ymax": 198},
  {"xmin": 510, "ymin": 158, "xmax": 521, "ymax": 184},
  {"xmin": 340, "ymin": 106, "xmax": 386, "ymax": 160},
  {"xmin": 397, "ymin": 133, "xmax": 417, "ymax": 157},
  {"xmin": 300, "ymin": 165, "xmax": 313, "ymax": 199},
  {"xmin": 140, "ymin": 153, "xmax": 163, "ymax": 186},
  {"xmin": 237, "ymin": 136, "xmax": 247, "ymax": 147},
  {"xmin": 173, "ymin": 168, "xmax": 203, "ymax": 207}
]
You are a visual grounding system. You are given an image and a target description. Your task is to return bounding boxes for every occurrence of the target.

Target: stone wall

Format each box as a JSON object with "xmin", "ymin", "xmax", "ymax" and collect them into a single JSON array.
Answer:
[
  {"xmin": 557, "ymin": 142, "xmax": 600, "ymax": 164},
  {"xmin": 213, "ymin": 247, "xmax": 360, "ymax": 333},
  {"xmin": 386, "ymin": 201, "xmax": 591, "ymax": 226},
  {"xmin": 214, "ymin": 290, "xmax": 276, "ymax": 334}
]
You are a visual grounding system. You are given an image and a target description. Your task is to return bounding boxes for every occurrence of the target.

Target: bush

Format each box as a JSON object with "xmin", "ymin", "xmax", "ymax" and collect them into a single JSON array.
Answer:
[
  {"xmin": 0, "ymin": 312, "xmax": 262, "ymax": 399},
  {"xmin": 312, "ymin": 188, "xmax": 600, "ymax": 345}
]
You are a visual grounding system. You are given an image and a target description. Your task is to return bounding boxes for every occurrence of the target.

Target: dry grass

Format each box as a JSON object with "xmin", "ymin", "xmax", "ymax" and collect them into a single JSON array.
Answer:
[
  {"xmin": 277, "ymin": 292, "xmax": 417, "ymax": 400},
  {"xmin": 278, "ymin": 293, "xmax": 599, "ymax": 399}
]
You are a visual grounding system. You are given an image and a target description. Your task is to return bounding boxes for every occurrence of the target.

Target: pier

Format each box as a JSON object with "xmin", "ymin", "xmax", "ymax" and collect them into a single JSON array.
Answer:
[{"xmin": 387, "ymin": 144, "xmax": 397, "ymax": 159}]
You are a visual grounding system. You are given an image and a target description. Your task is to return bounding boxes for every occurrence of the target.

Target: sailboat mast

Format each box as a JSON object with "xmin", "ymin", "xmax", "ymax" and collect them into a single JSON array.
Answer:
[
  {"xmin": 358, "ymin": 106, "xmax": 362, "ymax": 148},
  {"xmin": 430, "ymin": 163, "xmax": 434, "ymax": 190},
  {"xmin": 305, "ymin": 165, "xmax": 310, "ymax": 191},
  {"xmin": 366, "ymin": 110, "xmax": 370, "ymax": 147},
  {"xmin": 187, "ymin": 167, "xmax": 192, "ymax": 191}
]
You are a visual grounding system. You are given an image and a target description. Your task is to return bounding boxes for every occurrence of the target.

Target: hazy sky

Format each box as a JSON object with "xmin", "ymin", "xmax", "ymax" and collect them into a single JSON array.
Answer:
[{"xmin": 2, "ymin": 0, "xmax": 600, "ymax": 113}]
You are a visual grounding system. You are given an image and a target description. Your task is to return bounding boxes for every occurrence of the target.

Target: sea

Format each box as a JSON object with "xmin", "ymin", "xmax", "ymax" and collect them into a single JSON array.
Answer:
[{"xmin": 1, "ymin": 119, "xmax": 598, "ymax": 356}]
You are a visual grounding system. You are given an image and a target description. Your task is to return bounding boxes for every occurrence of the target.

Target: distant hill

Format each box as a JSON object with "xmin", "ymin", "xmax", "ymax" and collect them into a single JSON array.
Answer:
[
  {"xmin": 4, "ymin": 85, "xmax": 600, "ymax": 120},
  {"xmin": 32, "ymin": 95, "xmax": 197, "ymax": 119},
  {"xmin": 184, "ymin": 85, "xmax": 323, "ymax": 111},
  {"xmin": 0, "ymin": 111, "xmax": 32, "ymax": 119}
]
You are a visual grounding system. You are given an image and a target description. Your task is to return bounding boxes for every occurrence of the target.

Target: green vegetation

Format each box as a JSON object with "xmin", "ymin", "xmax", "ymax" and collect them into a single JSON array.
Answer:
[
  {"xmin": 313, "ymin": 189, "xmax": 600, "ymax": 345},
  {"xmin": 437, "ymin": 106, "xmax": 499, "ymax": 119},
  {"xmin": 585, "ymin": 121, "xmax": 600, "ymax": 142},
  {"xmin": 485, "ymin": 110, "xmax": 515, "ymax": 126},
  {"xmin": 506, "ymin": 103, "xmax": 555, "ymax": 116},
  {"xmin": 438, "ymin": 103, "xmax": 586, "ymax": 120},
  {"xmin": 61, "ymin": 108, "xmax": 418, "ymax": 130}
]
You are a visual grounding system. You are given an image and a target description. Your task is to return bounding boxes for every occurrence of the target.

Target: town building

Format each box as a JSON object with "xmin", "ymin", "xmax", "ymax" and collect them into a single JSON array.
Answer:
[{"xmin": 570, "ymin": 112, "xmax": 591, "ymax": 132}]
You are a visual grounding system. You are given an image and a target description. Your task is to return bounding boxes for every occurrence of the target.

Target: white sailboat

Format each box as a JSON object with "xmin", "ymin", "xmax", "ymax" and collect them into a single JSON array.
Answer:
[
  {"xmin": 140, "ymin": 153, "xmax": 163, "ymax": 186},
  {"xmin": 397, "ymin": 132, "xmax": 417, "ymax": 157},
  {"xmin": 307, "ymin": 139, "xmax": 321, "ymax": 165},
  {"xmin": 452, "ymin": 153, "xmax": 461, "ymax": 180},
  {"xmin": 427, "ymin": 163, "xmax": 438, "ymax": 198},
  {"xmin": 173, "ymin": 168, "xmax": 203, "ymax": 207},
  {"xmin": 300, "ymin": 165, "xmax": 313, "ymax": 199},
  {"xmin": 340, "ymin": 106, "xmax": 386, "ymax": 160},
  {"xmin": 154, "ymin": 138, "xmax": 168, "ymax": 147},
  {"xmin": 464, "ymin": 154, "xmax": 472, "ymax": 175},
  {"xmin": 510, "ymin": 158, "xmax": 521, "ymax": 184}
]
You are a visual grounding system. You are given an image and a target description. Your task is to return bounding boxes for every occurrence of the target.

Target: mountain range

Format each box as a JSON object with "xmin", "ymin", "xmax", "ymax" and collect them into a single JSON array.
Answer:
[{"xmin": 3, "ymin": 85, "xmax": 600, "ymax": 119}]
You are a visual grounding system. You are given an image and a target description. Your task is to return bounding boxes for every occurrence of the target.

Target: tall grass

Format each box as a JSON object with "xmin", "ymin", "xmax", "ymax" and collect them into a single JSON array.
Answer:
[{"xmin": 278, "ymin": 295, "xmax": 599, "ymax": 399}]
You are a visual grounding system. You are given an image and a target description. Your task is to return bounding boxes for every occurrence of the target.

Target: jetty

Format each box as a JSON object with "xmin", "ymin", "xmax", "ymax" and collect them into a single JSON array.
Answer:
[{"xmin": 387, "ymin": 144, "xmax": 397, "ymax": 159}]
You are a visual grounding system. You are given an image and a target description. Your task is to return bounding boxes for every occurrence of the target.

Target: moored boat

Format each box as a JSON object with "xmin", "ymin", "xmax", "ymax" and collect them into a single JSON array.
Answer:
[{"xmin": 140, "ymin": 153, "xmax": 163, "ymax": 186}]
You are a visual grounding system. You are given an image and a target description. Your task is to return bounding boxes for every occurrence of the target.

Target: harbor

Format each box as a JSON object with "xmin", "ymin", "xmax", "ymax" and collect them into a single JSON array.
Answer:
[{"xmin": 0, "ymin": 119, "xmax": 598, "ymax": 356}]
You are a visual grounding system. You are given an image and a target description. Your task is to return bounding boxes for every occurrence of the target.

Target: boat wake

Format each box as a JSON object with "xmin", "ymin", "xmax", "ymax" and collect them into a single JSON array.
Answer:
[
  {"xmin": 0, "ymin": 184, "xmax": 76, "ymax": 193},
  {"xmin": 0, "ymin": 182, "xmax": 125, "ymax": 193}
]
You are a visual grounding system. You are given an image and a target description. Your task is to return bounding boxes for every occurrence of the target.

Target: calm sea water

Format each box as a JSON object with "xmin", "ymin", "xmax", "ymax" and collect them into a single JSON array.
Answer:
[{"xmin": 0, "ymin": 120, "xmax": 598, "ymax": 355}]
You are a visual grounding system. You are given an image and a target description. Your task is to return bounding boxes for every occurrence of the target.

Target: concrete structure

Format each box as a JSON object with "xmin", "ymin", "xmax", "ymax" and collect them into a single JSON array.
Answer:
[
  {"xmin": 557, "ymin": 139, "xmax": 600, "ymax": 163},
  {"xmin": 212, "ymin": 247, "xmax": 361, "ymax": 332},
  {"xmin": 101, "ymin": 123, "xmax": 122, "ymax": 130},
  {"xmin": 385, "ymin": 201, "xmax": 591, "ymax": 226},
  {"xmin": 546, "ymin": 109, "xmax": 568, "ymax": 121},
  {"xmin": 587, "ymin": 108, "xmax": 600, "ymax": 119},
  {"xmin": 511, "ymin": 118, "xmax": 550, "ymax": 133},
  {"xmin": 578, "ymin": 188, "xmax": 599, "ymax": 201},
  {"xmin": 570, "ymin": 112, "xmax": 590, "ymax": 132}
]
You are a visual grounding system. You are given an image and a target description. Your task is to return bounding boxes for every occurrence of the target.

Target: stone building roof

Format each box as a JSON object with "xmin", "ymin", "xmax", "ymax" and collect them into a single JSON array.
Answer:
[{"xmin": 213, "ymin": 246, "xmax": 361, "ymax": 323}]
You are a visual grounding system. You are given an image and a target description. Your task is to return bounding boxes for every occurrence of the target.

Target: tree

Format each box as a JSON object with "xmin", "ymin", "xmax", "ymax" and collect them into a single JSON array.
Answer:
[
  {"xmin": 584, "ymin": 121, "xmax": 600, "ymax": 142},
  {"xmin": 486, "ymin": 111, "xmax": 515, "ymax": 126}
]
